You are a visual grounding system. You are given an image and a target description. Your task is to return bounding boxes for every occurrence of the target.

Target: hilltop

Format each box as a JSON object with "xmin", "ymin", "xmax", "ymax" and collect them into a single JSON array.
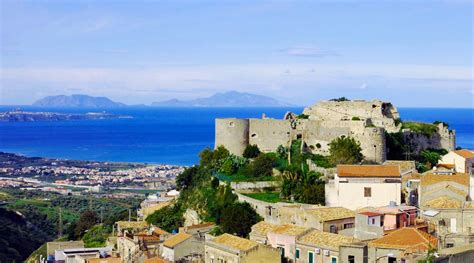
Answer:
[
  {"xmin": 152, "ymin": 91, "xmax": 291, "ymax": 107},
  {"xmin": 32, "ymin": 94, "xmax": 126, "ymax": 108}
]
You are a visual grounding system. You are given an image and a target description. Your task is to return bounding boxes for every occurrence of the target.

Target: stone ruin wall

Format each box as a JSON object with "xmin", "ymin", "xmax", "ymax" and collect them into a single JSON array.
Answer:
[
  {"xmin": 216, "ymin": 117, "xmax": 386, "ymax": 163},
  {"xmin": 215, "ymin": 100, "xmax": 453, "ymax": 164},
  {"xmin": 303, "ymin": 100, "xmax": 401, "ymax": 133}
]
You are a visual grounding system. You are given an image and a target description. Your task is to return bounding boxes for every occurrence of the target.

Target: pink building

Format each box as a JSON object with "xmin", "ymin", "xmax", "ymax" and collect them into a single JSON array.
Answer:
[{"xmin": 377, "ymin": 205, "xmax": 418, "ymax": 230}]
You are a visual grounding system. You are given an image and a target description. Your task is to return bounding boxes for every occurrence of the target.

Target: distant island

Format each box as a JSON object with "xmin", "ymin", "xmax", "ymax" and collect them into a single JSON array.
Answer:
[
  {"xmin": 32, "ymin": 94, "xmax": 126, "ymax": 108},
  {"xmin": 151, "ymin": 91, "xmax": 291, "ymax": 107},
  {"xmin": 0, "ymin": 110, "xmax": 132, "ymax": 122}
]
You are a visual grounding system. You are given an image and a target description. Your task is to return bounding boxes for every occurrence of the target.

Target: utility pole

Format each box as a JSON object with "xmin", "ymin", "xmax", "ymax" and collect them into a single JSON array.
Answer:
[
  {"xmin": 88, "ymin": 191, "xmax": 93, "ymax": 211},
  {"xmin": 128, "ymin": 209, "xmax": 131, "ymax": 222},
  {"xmin": 100, "ymin": 207, "xmax": 103, "ymax": 224}
]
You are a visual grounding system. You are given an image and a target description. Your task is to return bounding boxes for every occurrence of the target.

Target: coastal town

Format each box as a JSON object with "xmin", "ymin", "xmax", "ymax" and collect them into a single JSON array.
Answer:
[{"xmin": 3, "ymin": 99, "xmax": 472, "ymax": 263}]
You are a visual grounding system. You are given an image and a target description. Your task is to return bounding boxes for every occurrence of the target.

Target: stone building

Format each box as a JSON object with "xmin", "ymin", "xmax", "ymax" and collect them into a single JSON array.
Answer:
[
  {"xmin": 439, "ymin": 149, "xmax": 474, "ymax": 200},
  {"xmin": 295, "ymin": 229, "xmax": 356, "ymax": 263},
  {"xmin": 161, "ymin": 232, "xmax": 204, "ymax": 261},
  {"xmin": 205, "ymin": 233, "xmax": 280, "ymax": 263},
  {"xmin": 325, "ymin": 165, "xmax": 402, "ymax": 210},
  {"xmin": 215, "ymin": 99, "xmax": 455, "ymax": 164}
]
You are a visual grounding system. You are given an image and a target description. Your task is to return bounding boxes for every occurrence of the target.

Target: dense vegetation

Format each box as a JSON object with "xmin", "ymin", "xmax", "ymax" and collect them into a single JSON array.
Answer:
[
  {"xmin": 328, "ymin": 136, "xmax": 364, "ymax": 165},
  {"xmin": 0, "ymin": 189, "xmax": 140, "ymax": 261},
  {"xmin": 147, "ymin": 147, "xmax": 261, "ymax": 237}
]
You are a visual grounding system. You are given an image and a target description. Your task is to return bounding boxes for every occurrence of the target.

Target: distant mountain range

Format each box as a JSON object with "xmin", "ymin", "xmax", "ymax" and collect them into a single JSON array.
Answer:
[
  {"xmin": 152, "ymin": 91, "xmax": 291, "ymax": 107},
  {"xmin": 31, "ymin": 91, "xmax": 290, "ymax": 108},
  {"xmin": 32, "ymin": 95, "xmax": 125, "ymax": 108}
]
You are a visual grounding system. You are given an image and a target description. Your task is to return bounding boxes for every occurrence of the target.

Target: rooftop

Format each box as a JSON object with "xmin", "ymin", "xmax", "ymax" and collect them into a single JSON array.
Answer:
[
  {"xmin": 307, "ymin": 207, "xmax": 355, "ymax": 221},
  {"xmin": 271, "ymin": 224, "xmax": 311, "ymax": 236},
  {"xmin": 211, "ymin": 233, "xmax": 259, "ymax": 252},
  {"xmin": 423, "ymin": 196, "xmax": 463, "ymax": 209},
  {"xmin": 369, "ymin": 228, "xmax": 437, "ymax": 251},
  {"xmin": 163, "ymin": 232, "xmax": 192, "ymax": 248},
  {"xmin": 251, "ymin": 221, "xmax": 278, "ymax": 237},
  {"xmin": 186, "ymin": 222, "xmax": 215, "ymax": 230},
  {"xmin": 116, "ymin": 221, "xmax": 149, "ymax": 229},
  {"xmin": 359, "ymin": 211, "xmax": 383, "ymax": 217},
  {"xmin": 297, "ymin": 229, "xmax": 356, "ymax": 250},
  {"xmin": 87, "ymin": 257, "xmax": 122, "ymax": 263},
  {"xmin": 337, "ymin": 165, "xmax": 401, "ymax": 178},
  {"xmin": 383, "ymin": 160, "xmax": 416, "ymax": 174},
  {"xmin": 152, "ymin": 226, "xmax": 170, "ymax": 236},
  {"xmin": 454, "ymin": 149, "xmax": 474, "ymax": 159},
  {"xmin": 420, "ymin": 172, "xmax": 469, "ymax": 187}
]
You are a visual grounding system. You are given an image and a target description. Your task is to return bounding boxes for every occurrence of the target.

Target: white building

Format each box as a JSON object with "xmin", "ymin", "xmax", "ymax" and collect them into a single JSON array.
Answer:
[
  {"xmin": 439, "ymin": 149, "xmax": 474, "ymax": 200},
  {"xmin": 325, "ymin": 165, "xmax": 402, "ymax": 210}
]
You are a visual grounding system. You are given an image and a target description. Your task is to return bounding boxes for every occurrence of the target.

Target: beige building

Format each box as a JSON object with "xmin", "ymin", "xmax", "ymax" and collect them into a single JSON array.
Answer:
[
  {"xmin": 279, "ymin": 205, "xmax": 355, "ymax": 234},
  {"xmin": 205, "ymin": 233, "xmax": 280, "ymax": 263},
  {"xmin": 295, "ymin": 229, "xmax": 356, "ymax": 263},
  {"xmin": 161, "ymin": 232, "xmax": 203, "ymax": 261},
  {"xmin": 325, "ymin": 165, "xmax": 402, "ymax": 210},
  {"xmin": 439, "ymin": 149, "xmax": 474, "ymax": 200}
]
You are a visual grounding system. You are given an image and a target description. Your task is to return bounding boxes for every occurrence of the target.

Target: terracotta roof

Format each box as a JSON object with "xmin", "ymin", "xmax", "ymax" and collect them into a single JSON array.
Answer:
[
  {"xmin": 297, "ymin": 229, "xmax": 356, "ymax": 251},
  {"xmin": 153, "ymin": 227, "xmax": 170, "ymax": 236},
  {"xmin": 143, "ymin": 257, "xmax": 166, "ymax": 263},
  {"xmin": 423, "ymin": 196, "xmax": 463, "ymax": 209},
  {"xmin": 359, "ymin": 211, "xmax": 382, "ymax": 217},
  {"xmin": 271, "ymin": 224, "xmax": 311, "ymax": 236},
  {"xmin": 186, "ymin": 222, "xmax": 215, "ymax": 230},
  {"xmin": 436, "ymin": 163, "xmax": 455, "ymax": 169},
  {"xmin": 420, "ymin": 173, "xmax": 469, "ymax": 187},
  {"xmin": 87, "ymin": 258, "xmax": 122, "ymax": 263},
  {"xmin": 211, "ymin": 233, "xmax": 259, "ymax": 252},
  {"xmin": 369, "ymin": 228, "xmax": 437, "ymax": 252},
  {"xmin": 251, "ymin": 221, "xmax": 278, "ymax": 237},
  {"xmin": 422, "ymin": 185, "xmax": 467, "ymax": 198},
  {"xmin": 307, "ymin": 207, "xmax": 355, "ymax": 221},
  {"xmin": 163, "ymin": 232, "xmax": 192, "ymax": 248},
  {"xmin": 454, "ymin": 149, "xmax": 474, "ymax": 159},
  {"xmin": 337, "ymin": 165, "xmax": 401, "ymax": 178},
  {"xmin": 116, "ymin": 221, "xmax": 149, "ymax": 229}
]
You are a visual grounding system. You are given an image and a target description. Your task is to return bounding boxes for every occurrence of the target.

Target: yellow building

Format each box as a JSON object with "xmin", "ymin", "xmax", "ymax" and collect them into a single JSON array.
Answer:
[{"xmin": 205, "ymin": 233, "xmax": 280, "ymax": 263}]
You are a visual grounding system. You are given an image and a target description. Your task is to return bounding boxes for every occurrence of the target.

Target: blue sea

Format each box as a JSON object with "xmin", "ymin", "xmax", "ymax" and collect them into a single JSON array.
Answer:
[{"xmin": 0, "ymin": 107, "xmax": 472, "ymax": 165}]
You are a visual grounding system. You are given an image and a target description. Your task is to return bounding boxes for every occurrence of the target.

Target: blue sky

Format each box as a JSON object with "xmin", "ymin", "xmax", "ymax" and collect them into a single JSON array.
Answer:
[{"xmin": 1, "ymin": 0, "xmax": 472, "ymax": 107}]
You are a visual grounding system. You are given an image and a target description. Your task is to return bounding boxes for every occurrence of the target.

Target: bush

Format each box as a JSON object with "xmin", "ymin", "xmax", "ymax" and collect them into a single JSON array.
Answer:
[
  {"xmin": 82, "ymin": 225, "xmax": 108, "ymax": 248},
  {"xmin": 351, "ymin": 116, "xmax": 360, "ymax": 121},
  {"xmin": 220, "ymin": 202, "xmax": 261, "ymax": 237},
  {"xmin": 146, "ymin": 205, "xmax": 183, "ymax": 233},
  {"xmin": 297, "ymin": 114, "xmax": 309, "ymax": 119},
  {"xmin": 245, "ymin": 154, "xmax": 275, "ymax": 178},
  {"xmin": 328, "ymin": 136, "xmax": 364, "ymax": 165},
  {"xmin": 330, "ymin": 97, "xmax": 350, "ymax": 102},
  {"xmin": 402, "ymin": 122, "xmax": 438, "ymax": 137},
  {"xmin": 276, "ymin": 145, "xmax": 289, "ymax": 160},
  {"xmin": 243, "ymin": 145, "xmax": 261, "ymax": 158},
  {"xmin": 219, "ymin": 155, "xmax": 248, "ymax": 175}
]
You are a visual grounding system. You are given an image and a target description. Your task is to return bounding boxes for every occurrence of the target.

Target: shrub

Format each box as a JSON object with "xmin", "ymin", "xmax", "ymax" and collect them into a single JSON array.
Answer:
[
  {"xmin": 276, "ymin": 145, "xmax": 289, "ymax": 160},
  {"xmin": 146, "ymin": 205, "xmax": 183, "ymax": 233},
  {"xmin": 297, "ymin": 114, "xmax": 309, "ymax": 119},
  {"xmin": 245, "ymin": 153, "xmax": 275, "ymax": 178},
  {"xmin": 243, "ymin": 145, "xmax": 261, "ymax": 158},
  {"xmin": 401, "ymin": 122, "xmax": 438, "ymax": 137},
  {"xmin": 351, "ymin": 116, "xmax": 360, "ymax": 121},
  {"xmin": 220, "ymin": 202, "xmax": 261, "ymax": 237},
  {"xmin": 328, "ymin": 136, "xmax": 364, "ymax": 165},
  {"xmin": 330, "ymin": 97, "xmax": 350, "ymax": 102}
]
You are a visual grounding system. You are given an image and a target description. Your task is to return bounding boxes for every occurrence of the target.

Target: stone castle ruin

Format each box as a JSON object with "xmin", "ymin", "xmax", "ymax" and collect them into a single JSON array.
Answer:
[{"xmin": 215, "ymin": 99, "xmax": 455, "ymax": 163}]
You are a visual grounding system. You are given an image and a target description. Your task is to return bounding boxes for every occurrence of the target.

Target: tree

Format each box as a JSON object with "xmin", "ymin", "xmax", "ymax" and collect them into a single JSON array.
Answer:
[
  {"xmin": 176, "ymin": 166, "xmax": 199, "ymax": 190},
  {"xmin": 328, "ymin": 136, "xmax": 364, "ymax": 165},
  {"xmin": 246, "ymin": 153, "xmax": 275, "ymax": 178},
  {"xmin": 146, "ymin": 205, "xmax": 183, "ymax": 233},
  {"xmin": 82, "ymin": 224, "xmax": 109, "ymax": 248},
  {"xmin": 75, "ymin": 210, "xmax": 99, "ymax": 238},
  {"xmin": 243, "ymin": 145, "xmax": 261, "ymax": 158},
  {"xmin": 276, "ymin": 145, "xmax": 288, "ymax": 160},
  {"xmin": 420, "ymin": 150, "xmax": 442, "ymax": 169},
  {"xmin": 220, "ymin": 202, "xmax": 261, "ymax": 237}
]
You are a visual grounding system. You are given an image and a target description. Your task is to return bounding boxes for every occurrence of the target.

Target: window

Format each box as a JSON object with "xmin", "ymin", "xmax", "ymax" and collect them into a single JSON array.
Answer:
[
  {"xmin": 329, "ymin": 224, "xmax": 337, "ymax": 233},
  {"xmin": 447, "ymin": 243, "xmax": 454, "ymax": 248},
  {"xmin": 331, "ymin": 257, "xmax": 338, "ymax": 263},
  {"xmin": 308, "ymin": 251, "xmax": 314, "ymax": 263},
  {"xmin": 296, "ymin": 248, "xmax": 300, "ymax": 259},
  {"xmin": 388, "ymin": 257, "xmax": 396, "ymax": 263},
  {"xmin": 279, "ymin": 247, "xmax": 285, "ymax": 257},
  {"xmin": 371, "ymin": 218, "xmax": 375, "ymax": 224},
  {"xmin": 343, "ymin": 223, "xmax": 354, "ymax": 229},
  {"xmin": 348, "ymin": 255, "xmax": 355, "ymax": 263},
  {"xmin": 364, "ymin": 187, "xmax": 372, "ymax": 197}
]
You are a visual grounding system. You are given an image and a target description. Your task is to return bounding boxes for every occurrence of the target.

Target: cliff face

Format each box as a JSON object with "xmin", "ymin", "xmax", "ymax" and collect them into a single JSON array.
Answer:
[{"xmin": 403, "ymin": 123, "xmax": 456, "ymax": 153}]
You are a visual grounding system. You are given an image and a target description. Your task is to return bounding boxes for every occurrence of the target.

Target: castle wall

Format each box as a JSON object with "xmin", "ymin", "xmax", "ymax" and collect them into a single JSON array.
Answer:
[
  {"xmin": 215, "ymin": 118, "xmax": 249, "ymax": 155},
  {"xmin": 248, "ymin": 119, "xmax": 293, "ymax": 152}
]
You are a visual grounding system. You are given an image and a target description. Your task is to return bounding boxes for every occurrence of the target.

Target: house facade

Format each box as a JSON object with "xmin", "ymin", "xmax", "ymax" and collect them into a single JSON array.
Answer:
[{"xmin": 325, "ymin": 165, "xmax": 402, "ymax": 210}]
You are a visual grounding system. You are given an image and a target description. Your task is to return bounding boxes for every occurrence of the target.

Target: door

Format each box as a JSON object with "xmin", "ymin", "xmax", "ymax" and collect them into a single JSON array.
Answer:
[{"xmin": 308, "ymin": 251, "xmax": 314, "ymax": 263}]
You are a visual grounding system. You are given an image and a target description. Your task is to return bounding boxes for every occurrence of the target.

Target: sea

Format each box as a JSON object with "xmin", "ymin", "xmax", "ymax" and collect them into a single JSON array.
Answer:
[{"xmin": 0, "ymin": 106, "xmax": 472, "ymax": 166}]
